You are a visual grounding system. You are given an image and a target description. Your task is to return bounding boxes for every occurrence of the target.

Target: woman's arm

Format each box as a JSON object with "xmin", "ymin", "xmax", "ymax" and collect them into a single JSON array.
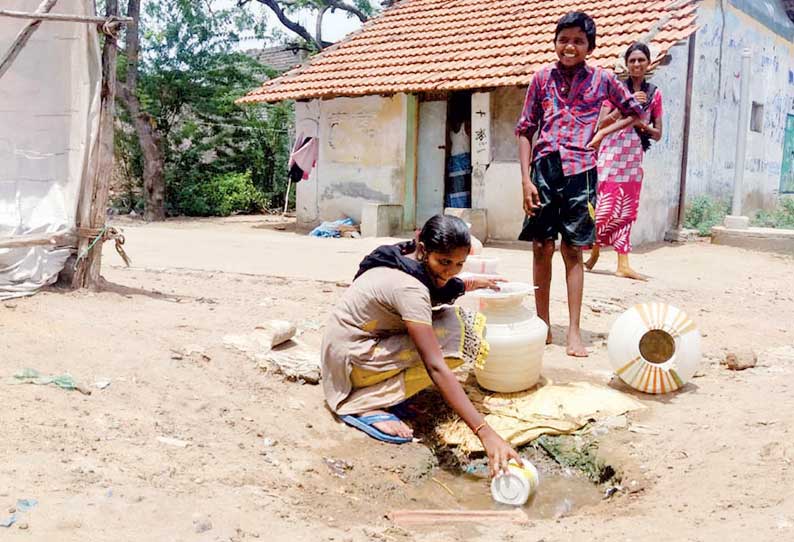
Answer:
[
  {"xmin": 405, "ymin": 321, "xmax": 520, "ymax": 477},
  {"xmin": 596, "ymin": 103, "xmax": 620, "ymax": 130},
  {"xmin": 638, "ymin": 115, "xmax": 663, "ymax": 141},
  {"xmin": 588, "ymin": 114, "xmax": 635, "ymax": 150}
]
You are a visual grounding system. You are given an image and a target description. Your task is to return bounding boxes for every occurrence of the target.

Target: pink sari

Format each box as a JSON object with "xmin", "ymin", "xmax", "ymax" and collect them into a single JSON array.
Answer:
[{"xmin": 594, "ymin": 89, "xmax": 663, "ymax": 254}]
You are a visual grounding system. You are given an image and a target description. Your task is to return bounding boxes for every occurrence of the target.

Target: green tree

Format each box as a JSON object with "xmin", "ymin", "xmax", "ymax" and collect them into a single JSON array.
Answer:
[{"xmin": 116, "ymin": 0, "xmax": 292, "ymax": 217}]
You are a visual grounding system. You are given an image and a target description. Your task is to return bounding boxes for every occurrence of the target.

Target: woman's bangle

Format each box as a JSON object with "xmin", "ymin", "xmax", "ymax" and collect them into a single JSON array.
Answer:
[{"xmin": 473, "ymin": 422, "xmax": 487, "ymax": 435}]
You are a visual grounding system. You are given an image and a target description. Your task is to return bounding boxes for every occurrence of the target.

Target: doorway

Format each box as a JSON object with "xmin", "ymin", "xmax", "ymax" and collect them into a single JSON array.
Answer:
[
  {"xmin": 415, "ymin": 92, "xmax": 473, "ymax": 228},
  {"xmin": 444, "ymin": 91, "xmax": 473, "ymax": 209}
]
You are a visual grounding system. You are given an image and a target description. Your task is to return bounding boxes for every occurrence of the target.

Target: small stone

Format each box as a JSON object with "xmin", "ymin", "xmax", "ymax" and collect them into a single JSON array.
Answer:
[
  {"xmin": 18, "ymin": 522, "xmax": 28, "ymax": 530},
  {"xmin": 724, "ymin": 350, "xmax": 757, "ymax": 371},
  {"xmin": 8, "ymin": 507, "xmax": 16, "ymax": 514},
  {"xmin": 193, "ymin": 517, "xmax": 213, "ymax": 533},
  {"xmin": 262, "ymin": 438, "xmax": 276, "ymax": 447}
]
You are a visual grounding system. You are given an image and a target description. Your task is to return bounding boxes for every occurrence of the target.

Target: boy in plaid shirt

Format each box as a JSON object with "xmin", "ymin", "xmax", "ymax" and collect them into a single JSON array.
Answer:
[{"xmin": 516, "ymin": 12, "xmax": 643, "ymax": 357}]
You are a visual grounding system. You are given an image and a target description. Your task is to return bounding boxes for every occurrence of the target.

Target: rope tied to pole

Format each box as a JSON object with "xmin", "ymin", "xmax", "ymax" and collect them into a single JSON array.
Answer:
[
  {"xmin": 74, "ymin": 225, "xmax": 131, "ymax": 269},
  {"xmin": 100, "ymin": 16, "xmax": 123, "ymax": 38}
]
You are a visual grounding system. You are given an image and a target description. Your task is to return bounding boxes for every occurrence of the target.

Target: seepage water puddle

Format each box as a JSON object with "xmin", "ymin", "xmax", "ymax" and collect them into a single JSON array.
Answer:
[{"xmin": 410, "ymin": 469, "xmax": 603, "ymax": 519}]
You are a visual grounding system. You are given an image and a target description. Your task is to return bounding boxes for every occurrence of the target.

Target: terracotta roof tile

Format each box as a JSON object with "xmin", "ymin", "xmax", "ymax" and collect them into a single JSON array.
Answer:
[{"xmin": 240, "ymin": 0, "xmax": 698, "ymax": 103}]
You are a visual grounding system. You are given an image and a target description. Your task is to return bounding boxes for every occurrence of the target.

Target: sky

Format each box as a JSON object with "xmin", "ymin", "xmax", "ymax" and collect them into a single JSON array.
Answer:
[{"xmin": 220, "ymin": 0, "xmax": 368, "ymax": 48}]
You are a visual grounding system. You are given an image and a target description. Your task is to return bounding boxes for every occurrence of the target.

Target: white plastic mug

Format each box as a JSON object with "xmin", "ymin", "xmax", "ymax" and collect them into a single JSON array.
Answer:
[{"xmin": 490, "ymin": 459, "xmax": 540, "ymax": 506}]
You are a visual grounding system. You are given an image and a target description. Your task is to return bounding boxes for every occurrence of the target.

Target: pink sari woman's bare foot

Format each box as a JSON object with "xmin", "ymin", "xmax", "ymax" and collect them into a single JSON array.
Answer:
[
  {"xmin": 566, "ymin": 331, "xmax": 589, "ymax": 357},
  {"xmin": 359, "ymin": 410, "xmax": 413, "ymax": 439},
  {"xmin": 615, "ymin": 267, "xmax": 648, "ymax": 281},
  {"xmin": 546, "ymin": 329, "xmax": 553, "ymax": 345}
]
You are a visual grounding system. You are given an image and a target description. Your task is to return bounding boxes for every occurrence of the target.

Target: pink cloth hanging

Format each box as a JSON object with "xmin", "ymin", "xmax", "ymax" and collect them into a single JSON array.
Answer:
[{"xmin": 288, "ymin": 131, "xmax": 319, "ymax": 181}]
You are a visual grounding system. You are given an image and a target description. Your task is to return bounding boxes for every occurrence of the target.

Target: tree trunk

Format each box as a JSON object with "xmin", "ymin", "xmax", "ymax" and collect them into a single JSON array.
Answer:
[
  {"xmin": 121, "ymin": 0, "xmax": 166, "ymax": 221},
  {"xmin": 71, "ymin": 0, "xmax": 119, "ymax": 288}
]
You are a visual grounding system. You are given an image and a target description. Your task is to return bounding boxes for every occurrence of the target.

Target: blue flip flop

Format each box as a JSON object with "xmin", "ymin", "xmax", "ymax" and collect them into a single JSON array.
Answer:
[{"xmin": 339, "ymin": 413, "xmax": 412, "ymax": 444}]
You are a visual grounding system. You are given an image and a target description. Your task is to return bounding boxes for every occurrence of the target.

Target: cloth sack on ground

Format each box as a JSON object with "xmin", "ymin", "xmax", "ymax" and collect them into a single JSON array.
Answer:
[{"xmin": 437, "ymin": 380, "xmax": 645, "ymax": 453}]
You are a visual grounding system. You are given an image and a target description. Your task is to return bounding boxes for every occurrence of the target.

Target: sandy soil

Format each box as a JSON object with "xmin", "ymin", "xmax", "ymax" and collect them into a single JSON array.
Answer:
[{"xmin": 1, "ymin": 215, "xmax": 793, "ymax": 542}]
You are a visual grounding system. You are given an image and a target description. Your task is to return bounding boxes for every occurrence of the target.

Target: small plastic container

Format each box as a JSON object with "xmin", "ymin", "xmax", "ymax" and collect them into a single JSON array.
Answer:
[{"xmin": 490, "ymin": 459, "xmax": 540, "ymax": 506}]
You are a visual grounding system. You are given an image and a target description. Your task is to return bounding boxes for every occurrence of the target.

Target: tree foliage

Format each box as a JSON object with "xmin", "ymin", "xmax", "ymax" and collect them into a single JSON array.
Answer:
[{"xmin": 115, "ymin": 0, "xmax": 294, "ymax": 216}]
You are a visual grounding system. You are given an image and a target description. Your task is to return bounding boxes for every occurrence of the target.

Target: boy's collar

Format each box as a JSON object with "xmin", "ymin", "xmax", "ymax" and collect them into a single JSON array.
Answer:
[{"xmin": 552, "ymin": 61, "xmax": 591, "ymax": 75}]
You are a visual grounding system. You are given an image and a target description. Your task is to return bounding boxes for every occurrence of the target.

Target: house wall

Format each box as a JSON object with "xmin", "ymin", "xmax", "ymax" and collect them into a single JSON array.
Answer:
[
  {"xmin": 686, "ymin": 0, "xmax": 794, "ymax": 210},
  {"xmin": 294, "ymin": 95, "xmax": 408, "ymax": 230}
]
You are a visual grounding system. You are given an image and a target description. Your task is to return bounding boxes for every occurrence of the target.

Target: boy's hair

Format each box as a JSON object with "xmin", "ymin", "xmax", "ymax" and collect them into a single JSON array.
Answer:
[
  {"xmin": 554, "ymin": 12, "xmax": 597, "ymax": 52},
  {"xmin": 419, "ymin": 215, "xmax": 471, "ymax": 254},
  {"xmin": 625, "ymin": 42, "xmax": 651, "ymax": 62}
]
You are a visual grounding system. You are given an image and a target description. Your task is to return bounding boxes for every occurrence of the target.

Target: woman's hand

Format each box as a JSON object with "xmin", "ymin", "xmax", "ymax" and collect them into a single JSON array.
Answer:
[
  {"xmin": 479, "ymin": 426, "xmax": 522, "ymax": 478},
  {"xmin": 634, "ymin": 90, "xmax": 648, "ymax": 104},
  {"xmin": 587, "ymin": 131, "xmax": 604, "ymax": 151},
  {"xmin": 466, "ymin": 276, "xmax": 505, "ymax": 291}
]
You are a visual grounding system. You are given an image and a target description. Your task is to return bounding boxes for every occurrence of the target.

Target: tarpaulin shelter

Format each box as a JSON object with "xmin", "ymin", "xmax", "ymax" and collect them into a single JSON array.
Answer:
[{"xmin": 0, "ymin": 0, "xmax": 129, "ymax": 299}]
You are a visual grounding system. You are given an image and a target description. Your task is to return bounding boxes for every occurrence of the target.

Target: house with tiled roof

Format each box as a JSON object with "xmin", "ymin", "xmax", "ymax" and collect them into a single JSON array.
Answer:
[{"xmin": 241, "ymin": 0, "xmax": 794, "ymax": 244}]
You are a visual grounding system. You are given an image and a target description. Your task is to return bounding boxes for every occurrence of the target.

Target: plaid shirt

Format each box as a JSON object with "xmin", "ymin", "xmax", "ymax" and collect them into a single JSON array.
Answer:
[{"xmin": 516, "ymin": 63, "xmax": 643, "ymax": 177}]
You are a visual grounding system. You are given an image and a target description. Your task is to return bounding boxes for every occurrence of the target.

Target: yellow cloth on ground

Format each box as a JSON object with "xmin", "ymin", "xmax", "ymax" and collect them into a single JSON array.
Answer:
[{"xmin": 437, "ymin": 379, "xmax": 646, "ymax": 453}]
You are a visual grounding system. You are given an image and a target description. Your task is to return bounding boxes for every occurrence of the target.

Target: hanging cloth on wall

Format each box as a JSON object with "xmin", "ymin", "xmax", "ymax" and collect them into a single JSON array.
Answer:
[{"xmin": 288, "ymin": 131, "xmax": 319, "ymax": 183}]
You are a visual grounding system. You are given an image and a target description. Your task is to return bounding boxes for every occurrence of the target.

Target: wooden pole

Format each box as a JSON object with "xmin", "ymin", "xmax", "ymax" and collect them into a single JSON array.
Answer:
[
  {"xmin": 72, "ymin": 0, "xmax": 119, "ymax": 288},
  {"xmin": 0, "ymin": 0, "xmax": 58, "ymax": 82},
  {"xmin": 0, "ymin": 9, "xmax": 132, "ymax": 24},
  {"xmin": 283, "ymin": 178, "xmax": 292, "ymax": 215},
  {"xmin": 675, "ymin": 33, "xmax": 697, "ymax": 231},
  {"xmin": 0, "ymin": 231, "xmax": 77, "ymax": 250}
]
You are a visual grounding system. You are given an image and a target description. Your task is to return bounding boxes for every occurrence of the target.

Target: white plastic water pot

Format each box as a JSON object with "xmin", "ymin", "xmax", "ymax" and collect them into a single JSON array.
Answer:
[
  {"xmin": 608, "ymin": 302, "xmax": 702, "ymax": 394},
  {"xmin": 467, "ymin": 282, "xmax": 547, "ymax": 393}
]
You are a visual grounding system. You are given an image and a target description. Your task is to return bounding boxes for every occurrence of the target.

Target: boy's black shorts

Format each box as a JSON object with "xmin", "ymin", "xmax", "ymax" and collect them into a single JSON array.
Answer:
[{"xmin": 518, "ymin": 152, "xmax": 597, "ymax": 247}]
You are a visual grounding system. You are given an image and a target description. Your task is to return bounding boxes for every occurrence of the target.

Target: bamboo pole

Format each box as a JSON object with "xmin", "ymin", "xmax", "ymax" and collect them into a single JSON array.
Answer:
[
  {"xmin": 71, "ymin": 0, "xmax": 120, "ymax": 289},
  {"xmin": 0, "ymin": 9, "xmax": 132, "ymax": 25},
  {"xmin": 0, "ymin": 231, "xmax": 77, "ymax": 250},
  {"xmin": 0, "ymin": 0, "xmax": 58, "ymax": 82},
  {"xmin": 388, "ymin": 509, "xmax": 529, "ymax": 526}
]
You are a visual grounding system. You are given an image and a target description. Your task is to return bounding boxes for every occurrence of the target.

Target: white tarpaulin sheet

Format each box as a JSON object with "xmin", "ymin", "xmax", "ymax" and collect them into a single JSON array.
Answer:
[{"xmin": 0, "ymin": 0, "xmax": 101, "ymax": 299}]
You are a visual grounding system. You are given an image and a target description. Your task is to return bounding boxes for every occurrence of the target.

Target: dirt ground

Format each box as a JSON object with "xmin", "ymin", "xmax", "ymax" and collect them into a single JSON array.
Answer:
[{"xmin": 2, "ymin": 215, "xmax": 793, "ymax": 542}]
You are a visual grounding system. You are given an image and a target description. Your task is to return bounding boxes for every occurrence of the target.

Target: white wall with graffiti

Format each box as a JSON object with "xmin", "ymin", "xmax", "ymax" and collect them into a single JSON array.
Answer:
[
  {"xmin": 686, "ymin": 0, "xmax": 794, "ymax": 209},
  {"xmin": 294, "ymin": 95, "xmax": 409, "ymax": 230}
]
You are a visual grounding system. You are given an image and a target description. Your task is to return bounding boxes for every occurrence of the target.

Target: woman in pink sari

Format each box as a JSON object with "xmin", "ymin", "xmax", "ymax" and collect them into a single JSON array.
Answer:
[{"xmin": 585, "ymin": 42, "xmax": 663, "ymax": 280}]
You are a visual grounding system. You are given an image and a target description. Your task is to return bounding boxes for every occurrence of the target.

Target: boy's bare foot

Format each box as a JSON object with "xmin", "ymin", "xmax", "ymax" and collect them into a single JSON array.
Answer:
[
  {"xmin": 566, "ymin": 331, "xmax": 589, "ymax": 357},
  {"xmin": 359, "ymin": 410, "xmax": 413, "ymax": 439}
]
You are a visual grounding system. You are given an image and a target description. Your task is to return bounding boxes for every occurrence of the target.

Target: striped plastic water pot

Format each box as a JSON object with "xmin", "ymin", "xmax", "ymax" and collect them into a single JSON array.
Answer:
[{"xmin": 607, "ymin": 302, "xmax": 702, "ymax": 394}]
